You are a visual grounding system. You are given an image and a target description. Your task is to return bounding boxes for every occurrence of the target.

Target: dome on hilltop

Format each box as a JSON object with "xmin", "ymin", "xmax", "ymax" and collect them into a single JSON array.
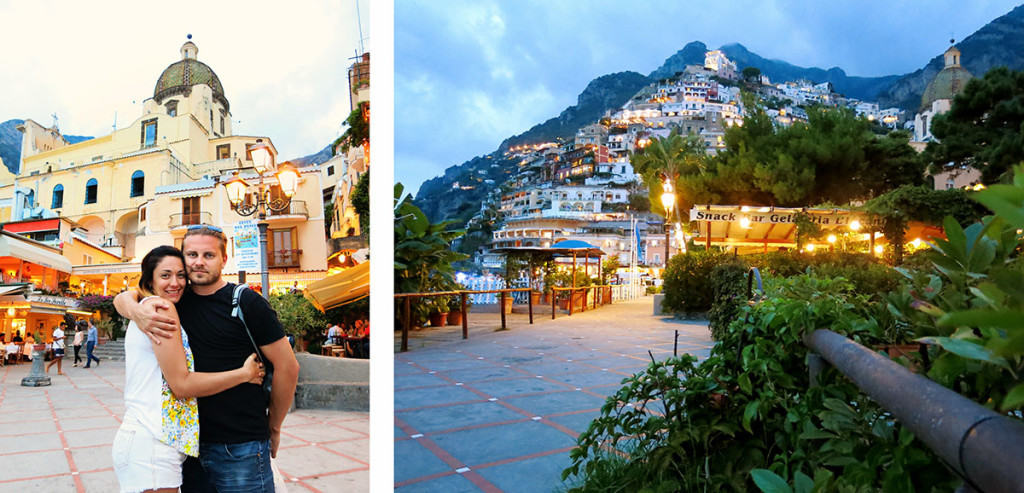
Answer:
[
  {"xmin": 920, "ymin": 45, "xmax": 972, "ymax": 112},
  {"xmin": 154, "ymin": 39, "xmax": 230, "ymax": 112}
]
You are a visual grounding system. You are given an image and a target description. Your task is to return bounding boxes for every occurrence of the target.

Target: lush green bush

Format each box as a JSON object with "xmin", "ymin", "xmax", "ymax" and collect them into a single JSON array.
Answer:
[
  {"xmin": 661, "ymin": 250, "xmax": 732, "ymax": 314},
  {"xmin": 565, "ymin": 275, "xmax": 956, "ymax": 492},
  {"xmin": 747, "ymin": 251, "xmax": 899, "ymax": 300},
  {"xmin": 707, "ymin": 261, "xmax": 748, "ymax": 341},
  {"xmin": 270, "ymin": 292, "xmax": 327, "ymax": 349}
]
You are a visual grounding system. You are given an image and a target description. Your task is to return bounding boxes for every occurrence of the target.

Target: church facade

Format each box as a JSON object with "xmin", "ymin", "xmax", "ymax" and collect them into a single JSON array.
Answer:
[{"xmin": 0, "ymin": 39, "xmax": 327, "ymax": 294}]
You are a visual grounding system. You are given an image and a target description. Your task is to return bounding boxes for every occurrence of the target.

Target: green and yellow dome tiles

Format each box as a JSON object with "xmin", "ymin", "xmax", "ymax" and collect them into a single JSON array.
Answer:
[
  {"xmin": 920, "ymin": 46, "xmax": 973, "ymax": 112},
  {"xmin": 153, "ymin": 53, "xmax": 230, "ymax": 112}
]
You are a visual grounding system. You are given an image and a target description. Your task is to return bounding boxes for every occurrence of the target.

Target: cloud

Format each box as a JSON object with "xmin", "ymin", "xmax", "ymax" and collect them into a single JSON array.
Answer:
[
  {"xmin": 0, "ymin": 0, "xmax": 368, "ymax": 160},
  {"xmin": 397, "ymin": 0, "xmax": 1021, "ymax": 195}
]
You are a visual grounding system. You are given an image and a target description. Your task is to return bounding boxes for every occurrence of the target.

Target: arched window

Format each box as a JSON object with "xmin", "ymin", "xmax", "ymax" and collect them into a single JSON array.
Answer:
[
  {"xmin": 85, "ymin": 178, "xmax": 98, "ymax": 204},
  {"xmin": 130, "ymin": 170, "xmax": 145, "ymax": 198},
  {"xmin": 51, "ymin": 184, "xmax": 64, "ymax": 209}
]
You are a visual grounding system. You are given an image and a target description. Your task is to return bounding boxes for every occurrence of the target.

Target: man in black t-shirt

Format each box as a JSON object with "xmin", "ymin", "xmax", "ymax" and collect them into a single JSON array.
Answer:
[{"xmin": 115, "ymin": 225, "xmax": 300, "ymax": 492}]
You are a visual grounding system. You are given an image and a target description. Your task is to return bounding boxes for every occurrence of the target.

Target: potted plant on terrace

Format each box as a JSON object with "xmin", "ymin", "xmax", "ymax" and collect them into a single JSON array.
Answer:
[
  {"xmin": 427, "ymin": 299, "xmax": 448, "ymax": 327},
  {"xmin": 447, "ymin": 296, "xmax": 467, "ymax": 326}
]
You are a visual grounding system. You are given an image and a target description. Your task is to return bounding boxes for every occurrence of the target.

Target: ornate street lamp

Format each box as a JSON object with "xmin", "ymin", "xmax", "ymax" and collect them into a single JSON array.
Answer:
[
  {"xmin": 660, "ymin": 175, "xmax": 675, "ymax": 266},
  {"xmin": 221, "ymin": 141, "xmax": 299, "ymax": 299}
]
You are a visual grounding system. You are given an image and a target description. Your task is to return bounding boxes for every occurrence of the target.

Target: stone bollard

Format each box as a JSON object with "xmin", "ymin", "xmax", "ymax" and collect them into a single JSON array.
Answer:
[
  {"xmin": 653, "ymin": 294, "xmax": 665, "ymax": 315},
  {"xmin": 21, "ymin": 344, "xmax": 51, "ymax": 387}
]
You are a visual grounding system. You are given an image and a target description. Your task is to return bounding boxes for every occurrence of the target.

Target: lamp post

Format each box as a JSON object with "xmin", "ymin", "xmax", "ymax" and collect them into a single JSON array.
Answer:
[
  {"xmin": 660, "ymin": 175, "xmax": 676, "ymax": 267},
  {"xmin": 222, "ymin": 141, "xmax": 300, "ymax": 300}
]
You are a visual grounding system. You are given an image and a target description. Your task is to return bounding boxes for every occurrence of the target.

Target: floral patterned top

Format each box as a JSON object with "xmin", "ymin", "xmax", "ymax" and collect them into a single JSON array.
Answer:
[{"xmin": 160, "ymin": 329, "xmax": 200, "ymax": 457}]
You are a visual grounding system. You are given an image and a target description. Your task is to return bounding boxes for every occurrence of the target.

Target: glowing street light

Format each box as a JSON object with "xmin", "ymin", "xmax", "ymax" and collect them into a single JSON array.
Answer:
[
  {"xmin": 849, "ymin": 220, "xmax": 861, "ymax": 231},
  {"xmin": 661, "ymin": 176, "xmax": 675, "ymax": 265},
  {"xmin": 220, "ymin": 139, "xmax": 300, "ymax": 300}
]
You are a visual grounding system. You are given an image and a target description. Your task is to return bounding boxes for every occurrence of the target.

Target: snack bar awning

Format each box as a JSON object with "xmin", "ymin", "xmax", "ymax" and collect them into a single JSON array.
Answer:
[
  {"xmin": 0, "ymin": 232, "xmax": 73, "ymax": 273},
  {"xmin": 303, "ymin": 261, "xmax": 370, "ymax": 312}
]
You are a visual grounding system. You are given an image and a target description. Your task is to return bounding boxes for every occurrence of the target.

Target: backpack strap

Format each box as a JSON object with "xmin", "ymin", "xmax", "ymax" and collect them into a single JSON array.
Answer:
[{"xmin": 231, "ymin": 284, "xmax": 265, "ymax": 363}]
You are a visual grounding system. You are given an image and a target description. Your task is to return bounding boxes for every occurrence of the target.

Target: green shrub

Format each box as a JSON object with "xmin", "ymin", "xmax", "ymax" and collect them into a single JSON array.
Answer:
[
  {"xmin": 662, "ymin": 250, "xmax": 732, "ymax": 314},
  {"xmin": 707, "ymin": 261, "xmax": 749, "ymax": 341},
  {"xmin": 565, "ymin": 275, "xmax": 956, "ymax": 492},
  {"xmin": 746, "ymin": 251, "xmax": 898, "ymax": 300}
]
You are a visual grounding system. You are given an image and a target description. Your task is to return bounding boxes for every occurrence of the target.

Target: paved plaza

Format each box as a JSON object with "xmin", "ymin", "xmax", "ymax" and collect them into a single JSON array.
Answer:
[
  {"xmin": 0, "ymin": 357, "xmax": 368, "ymax": 492},
  {"xmin": 394, "ymin": 296, "xmax": 714, "ymax": 492}
]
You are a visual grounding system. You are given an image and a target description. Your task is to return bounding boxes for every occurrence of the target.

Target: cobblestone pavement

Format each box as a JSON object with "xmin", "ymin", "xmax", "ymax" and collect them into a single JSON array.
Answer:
[
  {"xmin": 394, "ymin": 296, "xmax": 713, "ymax": 492},
  {"xmin": 0, "ymin": 358, "xmax": 368, "ymax": 492}
]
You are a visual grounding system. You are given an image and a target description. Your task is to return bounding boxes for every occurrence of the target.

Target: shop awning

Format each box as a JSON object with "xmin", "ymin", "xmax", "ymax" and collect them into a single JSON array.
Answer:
[
  {"xmin": 0, "ymin": 232, "xmax": 72, "ymax": 273},
  {"xmin": 303, "ymin": 261, "xmax": 369, "ymax": 312}
]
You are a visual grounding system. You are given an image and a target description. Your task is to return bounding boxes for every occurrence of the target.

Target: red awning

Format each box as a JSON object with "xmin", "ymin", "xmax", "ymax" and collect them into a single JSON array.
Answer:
[{"xmin": 4, "ymin": 219, "xmax": 59, "ymax": 234}]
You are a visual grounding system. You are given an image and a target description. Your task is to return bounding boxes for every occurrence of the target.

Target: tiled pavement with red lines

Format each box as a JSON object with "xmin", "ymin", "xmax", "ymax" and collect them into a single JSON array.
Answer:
[
  {"xmin": 0, "ymin": 360, "xmax": 368, "ymax": 492},
  {"xmin": 394, "ymin": 297, "xmax": 713, "ymax": 492}
]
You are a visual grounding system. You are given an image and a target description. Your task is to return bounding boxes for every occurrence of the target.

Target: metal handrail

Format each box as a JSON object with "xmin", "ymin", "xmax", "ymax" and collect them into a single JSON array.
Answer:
[{"xmin": 805, "ymin": 329, "xmax": 1024, "ymax": 493}]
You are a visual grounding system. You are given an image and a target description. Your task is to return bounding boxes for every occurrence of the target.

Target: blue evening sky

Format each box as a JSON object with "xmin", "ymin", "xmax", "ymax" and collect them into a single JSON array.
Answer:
[{"xmin": 396, "ymin": 0, "xmax": 1021, "ymax": 195}]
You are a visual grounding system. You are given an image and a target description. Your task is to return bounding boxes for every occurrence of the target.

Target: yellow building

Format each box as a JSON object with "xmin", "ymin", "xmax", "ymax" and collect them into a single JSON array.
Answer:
[
  {"xmin": 327, "ymin": 53, "xmax": 370, "ymax": 272},
  {"xmin": 0, "ymin": 38, "xmax": 327, "ymax": 293}
]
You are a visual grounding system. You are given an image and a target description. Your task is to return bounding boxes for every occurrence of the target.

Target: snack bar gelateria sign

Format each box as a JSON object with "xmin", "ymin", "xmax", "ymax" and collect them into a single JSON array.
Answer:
[{"xmin": 689, "ymin": 206, "xmax": 881, "ymax": 228}]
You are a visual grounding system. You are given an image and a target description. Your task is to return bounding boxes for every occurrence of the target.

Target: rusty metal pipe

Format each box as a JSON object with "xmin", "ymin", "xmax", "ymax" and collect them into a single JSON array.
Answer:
[{"xmin": 805, "ymin": 329, "xmax": 1024, "ymax": 493}]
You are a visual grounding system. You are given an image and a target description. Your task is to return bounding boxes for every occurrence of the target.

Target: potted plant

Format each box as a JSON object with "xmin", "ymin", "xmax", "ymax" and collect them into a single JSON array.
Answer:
[
  {"xmin": 447, "ymin": 297, "xmax": 465, "ymax": 326},
  {"xmin": 428, "ymin": 299, "xmax": 449, "ymax": 327}
]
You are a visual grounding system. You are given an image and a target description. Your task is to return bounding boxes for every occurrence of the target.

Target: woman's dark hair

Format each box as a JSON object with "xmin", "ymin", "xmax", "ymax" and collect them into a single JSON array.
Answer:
[{"xmin": 139, "ymin": 245, "xmax": 187, "ymax": 297}]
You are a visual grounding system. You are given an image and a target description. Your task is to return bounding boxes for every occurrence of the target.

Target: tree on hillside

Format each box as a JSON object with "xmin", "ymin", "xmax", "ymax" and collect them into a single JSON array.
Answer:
[
  {"xmin": 925, "ymin": 67, "xmax": 1024, "ymax": 183},
  {"xmin": 742, "ymin": 66, "xmax": 761, "ymax": 83},
  {"xmin": 705, "ymin": 102, "xmax": 922, "ymax": 207}
]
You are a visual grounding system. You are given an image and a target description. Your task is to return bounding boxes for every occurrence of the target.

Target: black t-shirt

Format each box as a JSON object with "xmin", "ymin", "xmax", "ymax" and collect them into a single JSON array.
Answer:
[{"xmin": 176, "ymin": 283, "xmax": 286, "ymax": 444}]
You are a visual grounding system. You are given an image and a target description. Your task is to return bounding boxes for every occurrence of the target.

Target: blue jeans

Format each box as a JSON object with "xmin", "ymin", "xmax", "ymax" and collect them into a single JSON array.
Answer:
[
  {"xmin": 84, "ymin": 341, "xmax": 100, "ymax": 367},
  {"xmin": 182, "ymin": 439, "xmax": 274, "ymax": 492}
]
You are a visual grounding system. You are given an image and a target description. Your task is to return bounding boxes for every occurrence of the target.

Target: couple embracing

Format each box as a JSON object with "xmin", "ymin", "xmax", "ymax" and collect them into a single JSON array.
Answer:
[{"xmin": 112, "ymin": 225, "xmax": 300, "ymax": 492}]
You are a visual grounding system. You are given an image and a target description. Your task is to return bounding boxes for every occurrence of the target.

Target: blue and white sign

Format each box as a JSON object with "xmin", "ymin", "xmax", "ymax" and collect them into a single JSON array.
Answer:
[{"xmin": 233, "ymin": 220, "xmax": 263, "ymax": 272}]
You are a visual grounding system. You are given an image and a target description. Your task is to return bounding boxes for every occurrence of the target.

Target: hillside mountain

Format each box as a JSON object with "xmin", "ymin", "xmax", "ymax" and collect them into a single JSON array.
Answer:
[
  {"xmin": 413, "ymin": 5, "xmax": 1024, "ymax": 224},
  {"xmin": 649, "ymin": 41, "xmax": 900, "ymax": 101},
  {"xmin": 0, "ymin": 120, "xmax": 22, "ymax": 174},
  {"xmin": 413, "ymin": 71, "xmax": 650, "ymax": 221},
  {"xmin": 877, "ymin": 4, "xmax": 1024, "ymax": 110},
  {"xmin": 289, "ymin": 143, "xmax": 334, "ymax": 167},
  {"xmin": 499, "ymin": 71, "xmax": 651, "ymax": 150},
  {"xmin": 0, "ymin": 119, "xmax": 91, "ymax": 175}
]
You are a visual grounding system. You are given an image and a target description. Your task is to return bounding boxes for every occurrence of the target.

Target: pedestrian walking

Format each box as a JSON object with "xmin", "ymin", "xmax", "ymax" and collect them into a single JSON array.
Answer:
[
  {"xmin": 72, "ymin": 325, "xmax": 85, "ymax": 366},
  {"xmin": 45, "ymin": 322, "xmax": 67, "ymax": 375},
  {"xmin": 84, "ymin": 320, "xmax": 101, "ymax": 368}
]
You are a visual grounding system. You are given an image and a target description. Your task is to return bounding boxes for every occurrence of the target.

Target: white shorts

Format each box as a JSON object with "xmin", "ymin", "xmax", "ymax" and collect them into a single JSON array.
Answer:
[{"xmin": 112, "ymin": 418, "xmax": 186, "ymax": 493}]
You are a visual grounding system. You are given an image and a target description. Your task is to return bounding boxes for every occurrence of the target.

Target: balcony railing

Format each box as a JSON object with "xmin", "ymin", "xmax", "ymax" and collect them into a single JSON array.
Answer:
[
  {"xmin": 267, "ymin": 200, "xmax": 308, "ymax": 219},
  {"xmin": 268, "ymin": 248, "xmax": 302, "ymax": 268},
  {"xmin": 170, "ymin": 212, "xmax": 213, "ymax": 229}
]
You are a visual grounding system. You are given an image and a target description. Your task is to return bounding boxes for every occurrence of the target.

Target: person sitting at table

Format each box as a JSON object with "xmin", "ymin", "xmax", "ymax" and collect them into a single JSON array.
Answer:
[
  {"xmin": 327, "ymin": 323, "xmax": 342, "ymax": 345},
  {"xmin": 12, "ymin": 332, "xmax": 22, "ymax": 343}
]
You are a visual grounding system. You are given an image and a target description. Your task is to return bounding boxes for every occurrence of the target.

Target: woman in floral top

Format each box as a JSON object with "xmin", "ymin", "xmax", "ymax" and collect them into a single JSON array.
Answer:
[{"xmin": 112, "ymin": 246, "xmax": 264, "ymax": 493}]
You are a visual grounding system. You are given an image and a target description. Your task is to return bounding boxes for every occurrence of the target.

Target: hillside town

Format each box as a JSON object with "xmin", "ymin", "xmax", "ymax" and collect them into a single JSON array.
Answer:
[{"xmin": 461, "ymin": 45, "xmax": 977, "ymax": 278}]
